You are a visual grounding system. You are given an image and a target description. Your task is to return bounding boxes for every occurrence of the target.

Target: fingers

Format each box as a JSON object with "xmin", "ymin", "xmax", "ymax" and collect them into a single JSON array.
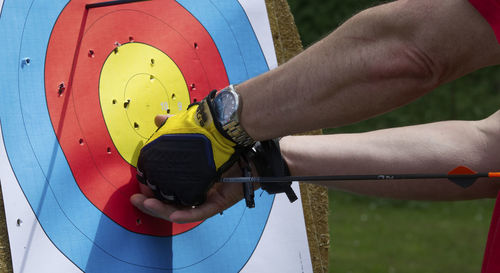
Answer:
[
  {"xmin": 171, "ymin": 185, "xmax": 242, "ymax": 223},
  {"xmin": 139, "ymin": 183, "xmax": 155, "ymax": 197},
  {"xmin": 167, "ymin": 183, "xmax": 243, "ymax": 223},
  {"xmin": 130, "ymin": 183, "xmax": 243, "ymax": 224},
  {"xmin": 154, "ymin": 115, "xmax": 172, "ymax": 127},
  {"xmin": 130, "ymin": 193, "xmax": 155, "ymax": 217},
  {"xmin": 130, "ymin": 193, "xmax": 220, "ymax": 223},
  {"xmin": 168, "ymin": 201, "xmax": 223, "ymax": 224},
  {"xmin": 130, "ymin": 193, "xmax": 177, "ymax": 221}
]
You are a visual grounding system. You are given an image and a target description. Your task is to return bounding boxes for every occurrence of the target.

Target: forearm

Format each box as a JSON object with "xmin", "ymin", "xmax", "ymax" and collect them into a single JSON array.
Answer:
[
  {"xmin": 237, "ymin": 0, "xmax": 500, "ymax": 140},
  {"xmin": 280, "ymin": 112, "xmax": 500, "ymax": 200}
]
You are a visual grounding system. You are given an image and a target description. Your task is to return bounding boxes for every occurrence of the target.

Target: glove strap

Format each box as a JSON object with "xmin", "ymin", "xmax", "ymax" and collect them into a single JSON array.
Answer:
[{"xmin": 250, "ymin": 139, "xmax": 298, "ymax": 203}]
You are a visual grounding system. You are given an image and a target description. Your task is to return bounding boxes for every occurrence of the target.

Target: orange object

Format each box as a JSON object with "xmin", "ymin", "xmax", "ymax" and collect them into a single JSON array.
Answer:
[{"xmin": 448, "ymin": 165, "xmax": 477, "ymax": 175}]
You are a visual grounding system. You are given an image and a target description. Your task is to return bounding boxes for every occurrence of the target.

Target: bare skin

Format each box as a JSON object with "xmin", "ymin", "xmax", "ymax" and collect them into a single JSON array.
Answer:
[
  {"xmin": 131, "ymin": 0, "xmax": 500, "ymax": 223},
  {"xmin": 281, "ymin": 110, "xmax": 500, "ymax": 201},
  {"xmin": 239, "ymin": 0, "xmax": 500, "ymax": 140}
]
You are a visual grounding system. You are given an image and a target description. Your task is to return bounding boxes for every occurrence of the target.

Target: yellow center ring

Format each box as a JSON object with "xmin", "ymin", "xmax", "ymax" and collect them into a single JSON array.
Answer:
[{"xmin": 100, "ymin": 42, "xmax": 190, "ymax": 165}]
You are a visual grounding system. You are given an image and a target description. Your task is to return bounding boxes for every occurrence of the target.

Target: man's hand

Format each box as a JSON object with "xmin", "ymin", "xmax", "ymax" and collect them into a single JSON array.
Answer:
[
  {"xmin": 130, "ymin": 183, "xmax": 243, "ymax": 223},
  {"xmin": 132, "ymin": 113, "xmax": 246, "ymax": 223},
  {"xmin": 135, "ymin": 92, "xmax": 241, "ymax": 207},
  {"xmin": 131, "ymin": 158, "xmax": 246, "ymax": 223}
]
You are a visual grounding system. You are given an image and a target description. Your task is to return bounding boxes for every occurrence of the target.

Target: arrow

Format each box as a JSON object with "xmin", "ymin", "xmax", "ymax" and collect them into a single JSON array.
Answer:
[{"xmin": 220, "ymin": 166, "xmax": 500, "ymax": 188}]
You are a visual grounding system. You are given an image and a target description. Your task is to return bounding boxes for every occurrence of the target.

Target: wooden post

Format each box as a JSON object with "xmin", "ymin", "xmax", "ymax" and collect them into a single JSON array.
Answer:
[{"xmin": 265, "ymin": 1, "xmax": 330, "ymax": 272}]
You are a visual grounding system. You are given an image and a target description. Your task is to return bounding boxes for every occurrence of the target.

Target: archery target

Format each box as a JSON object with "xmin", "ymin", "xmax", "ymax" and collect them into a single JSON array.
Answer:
[{"xmin": 0, "ymin": 0, "xmax": 277, "ymax": 272}]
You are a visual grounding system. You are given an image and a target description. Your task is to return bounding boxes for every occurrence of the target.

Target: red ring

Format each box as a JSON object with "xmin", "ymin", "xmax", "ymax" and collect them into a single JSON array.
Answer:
[{"xmin": 45, "ymin": 0, "xmax": 229, "ymax": 236}]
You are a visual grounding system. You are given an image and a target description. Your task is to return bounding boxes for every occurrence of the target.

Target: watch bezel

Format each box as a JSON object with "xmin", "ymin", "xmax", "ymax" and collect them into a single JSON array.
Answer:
[
  {"xmin": 214, "ymin": 86, "xmax": 239, "ymax": 125},
  {"xmin": 212, "ymin": 85, "xmax": 255, "ymax": 147}
]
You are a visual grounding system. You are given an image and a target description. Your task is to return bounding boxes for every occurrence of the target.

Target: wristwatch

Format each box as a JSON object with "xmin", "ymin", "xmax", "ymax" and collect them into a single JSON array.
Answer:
[{"xmin": 212, "ymin": 85, "xmax": 255, "ymax": 147}]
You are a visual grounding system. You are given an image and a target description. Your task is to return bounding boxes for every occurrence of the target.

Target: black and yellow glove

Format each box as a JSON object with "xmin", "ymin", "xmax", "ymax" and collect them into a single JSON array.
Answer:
[{"xmin": 136, "ymin": 90, "xmax": 245, "ymax": 206}]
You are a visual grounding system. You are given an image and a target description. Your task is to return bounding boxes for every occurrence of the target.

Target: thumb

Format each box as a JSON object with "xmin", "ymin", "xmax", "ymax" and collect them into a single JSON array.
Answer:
[{"xmin": 155, "ymin": 115, "xmax": 172, "ymax": 127}]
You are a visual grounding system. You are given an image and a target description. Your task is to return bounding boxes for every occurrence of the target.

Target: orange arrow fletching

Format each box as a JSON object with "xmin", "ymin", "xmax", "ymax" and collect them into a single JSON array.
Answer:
[
  {"xmin": 448, "ymin": 166, "xmax": 477, "ymax": 175},
  {"xmin": 447, "ymin": 166, "xmax": 478, "ymax": 188}
]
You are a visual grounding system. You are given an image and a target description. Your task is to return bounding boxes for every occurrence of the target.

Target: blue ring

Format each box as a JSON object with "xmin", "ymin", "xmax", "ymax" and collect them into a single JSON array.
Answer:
[{"xmin": 0, "ymin": 0, "xmax": 273, "ymax": 272}]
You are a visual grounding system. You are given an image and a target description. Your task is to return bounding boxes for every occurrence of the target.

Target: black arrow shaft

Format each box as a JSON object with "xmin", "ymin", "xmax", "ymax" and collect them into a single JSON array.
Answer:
[{"xmin": 220, "ymin": 173, "xmax": 490, "ymax": 183}]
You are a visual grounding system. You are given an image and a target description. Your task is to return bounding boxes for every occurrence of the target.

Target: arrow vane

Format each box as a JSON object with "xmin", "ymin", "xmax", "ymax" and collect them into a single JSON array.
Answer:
[{"xmin": 221, "ymin": 166, "xmax": 500, "ymax": 188}]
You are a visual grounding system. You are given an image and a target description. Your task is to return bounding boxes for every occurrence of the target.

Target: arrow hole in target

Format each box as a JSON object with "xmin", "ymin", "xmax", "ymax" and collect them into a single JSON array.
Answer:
[{"xmin": 58, "ymin": 82, "xmax": 65, "ymax": 96}]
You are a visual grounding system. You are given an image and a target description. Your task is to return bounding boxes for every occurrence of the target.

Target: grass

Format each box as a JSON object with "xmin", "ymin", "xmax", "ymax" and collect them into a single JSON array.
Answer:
[{"xmin": 329, "ymin": 191, "xmax": 495, "ymax": 273}]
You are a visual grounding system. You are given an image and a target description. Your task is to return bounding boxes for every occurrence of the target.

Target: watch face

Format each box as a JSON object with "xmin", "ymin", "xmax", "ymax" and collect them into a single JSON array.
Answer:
[{"xmin": 214, "ymin": 90, "xmax": 237, "ymax": 124}]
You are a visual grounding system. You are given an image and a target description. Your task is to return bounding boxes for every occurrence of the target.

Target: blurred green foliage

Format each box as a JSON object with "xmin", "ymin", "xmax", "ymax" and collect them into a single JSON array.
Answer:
[
  {"xmin": 286, "ymin": 0, "xmax": 500, "ymax": 272},
  {"xmin": 329, "ymin": 191, "xmax": 494, "ymax": 273},
  {"xmin": 288, "ymin": 0, "xmax": 384, "ymax": 47}
]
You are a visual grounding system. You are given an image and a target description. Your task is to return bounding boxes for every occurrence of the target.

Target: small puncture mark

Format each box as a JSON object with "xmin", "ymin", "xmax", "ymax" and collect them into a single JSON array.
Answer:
[
  {"xmin": 124, "ymin": 99, "xmax": 131, "ymax": 108},
  {"xmin": 107, "ymin": 147, "xmax": 112, "ymax": 154},
  {"xmin": 58, "ymin": 82, "xmax": 66, "ymax": 96},
  {"xmin": 167, "ymin": 109, "xmax": 171, "ymax": 114},
  {"xmin": 88, "ymin": 49, "xmax": 95, "ymax": 58},
  {"xmin": 134, "ymin": 122, "xmax": 140, "ymax": 129},
  {"xmin": 21, "ymin": 57, "xmax": 31, "ymax": 67},
  {"xmin": 113, "ymin": 42, "xmax": 121, "ymax": 54},
  {"xmin": 194, "ymin": 42, "xmax": 199, "ymax": 49},
  {"xmin": 150, "ymin": 75, "xmax": 155, "ymax": 81},
  {"xmin": 190, "ymin": 83, "xmax": 196, "ymax": 90},
  {"xmin": 193, "ymin": 98, "xmax": 198, "ymax": 103},
  {"xmin": 16, "ymin": 219, "xmax": 22, "ymax": 227},
  {"xmin": 112, "ymin": 99, "xmax": 117, "ymax": 104},
  {"xmin": 171, "ymin": 93, "xmax": 176, "ymax": 100},
  {"xmin": 129, "ymin": 36, "xmax": 134, "ymax": 42},
  {"xmin": 79, "ymin": 139, "xmax": 84, "ymax": 145},
  {"xmin": 150, "ymin": 58, "xmax": 155, "ymax": 66},
  {"xmin": 136, "ymin": 218, "xmax": 142, "ymax": 225}
]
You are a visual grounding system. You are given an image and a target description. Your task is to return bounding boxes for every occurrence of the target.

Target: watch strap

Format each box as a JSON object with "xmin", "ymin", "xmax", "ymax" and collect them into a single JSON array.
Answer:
[
  {"xmin": 222, "ymin": 120, "xmax": 255, "ymax": 147},
  {"xmin": 204, "ymin": 85, "xmax": 255, "ymax": 147}
]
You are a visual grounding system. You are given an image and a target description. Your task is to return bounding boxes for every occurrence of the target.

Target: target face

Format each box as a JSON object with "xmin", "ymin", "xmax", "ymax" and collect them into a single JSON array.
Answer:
[{"xmin": 0, "ymin": 0, "xmax": 279, "ymax": 272}]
